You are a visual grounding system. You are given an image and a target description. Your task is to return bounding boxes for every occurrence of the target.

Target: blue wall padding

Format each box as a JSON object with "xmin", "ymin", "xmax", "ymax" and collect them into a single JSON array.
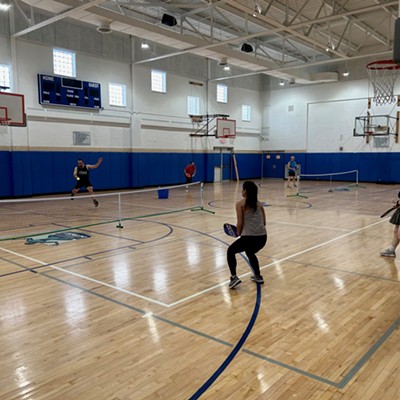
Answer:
[{"xmin": 2, "ymin": 150, "xmax": 399, "ymax": 198}]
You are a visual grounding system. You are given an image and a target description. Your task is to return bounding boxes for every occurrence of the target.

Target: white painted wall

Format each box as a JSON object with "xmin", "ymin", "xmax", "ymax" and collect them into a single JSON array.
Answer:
[
  {"xmin": 2, "ymin": 31, "xmax": 400, "ymax": 155},
  {"xmin": 0, "ymin": 38, "xmax": 264, "ymax": 152},
  {"xmin": 264, "ymin": 79, "xmax": 400, "ymax": 153}
]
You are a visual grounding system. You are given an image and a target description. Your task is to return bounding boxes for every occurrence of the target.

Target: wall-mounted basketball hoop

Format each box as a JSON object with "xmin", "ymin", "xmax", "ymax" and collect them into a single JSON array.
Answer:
[
  {"xmin": 366, "ymin": 60, "xmax": 400, "ymax": 106},
  {"xmin": 216, "ymin": 118, "xmax": 236, "ymax": 139},
  {"xmin": 353, "ymin": 114, "xmax": 398, "ymax": 144}
]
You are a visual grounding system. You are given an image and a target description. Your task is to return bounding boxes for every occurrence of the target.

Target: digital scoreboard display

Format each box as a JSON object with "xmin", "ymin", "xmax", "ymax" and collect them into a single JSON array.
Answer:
[{"xmin": 38, "ymin": 74, "xmax": 101, "ymax": 109}]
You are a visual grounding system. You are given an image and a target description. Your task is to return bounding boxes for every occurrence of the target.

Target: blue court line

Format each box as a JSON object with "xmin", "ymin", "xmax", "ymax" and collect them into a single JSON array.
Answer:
[
  {"xmin": 3, "ymin": 255, "xmax": 400, "ymax": 391},
  {"xmin": 3, "ymin": 222, "xmax": 400, "ymax": 393},
  {"xmin": 188, "ymin": 283, "xmax": 262, "ymax": 400}
]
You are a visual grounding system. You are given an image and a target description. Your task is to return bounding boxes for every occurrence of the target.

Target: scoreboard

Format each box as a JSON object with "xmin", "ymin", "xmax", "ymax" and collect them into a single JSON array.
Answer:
[{"xmin": 38, "ymin": 74, "xmax": 101, "ymax": 109}]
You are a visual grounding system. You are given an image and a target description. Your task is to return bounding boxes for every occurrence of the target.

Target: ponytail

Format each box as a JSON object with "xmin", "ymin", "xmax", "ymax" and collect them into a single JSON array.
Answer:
[{"xmin": 243, "ymin": 181, "xmax": 258, "ymax": 212}]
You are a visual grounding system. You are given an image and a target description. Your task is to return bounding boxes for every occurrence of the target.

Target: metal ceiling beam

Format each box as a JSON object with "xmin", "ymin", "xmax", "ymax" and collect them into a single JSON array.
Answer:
[{"xmin": 12, "ymin": 0, "xmax": 107, "ymax": 38}]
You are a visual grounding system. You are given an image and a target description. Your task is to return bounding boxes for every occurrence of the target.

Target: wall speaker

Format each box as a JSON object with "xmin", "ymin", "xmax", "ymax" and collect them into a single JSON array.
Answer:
[
  {"xmin": 162, "ymin": 14, "xmax": 177, "ymax": 27},
  {"xmin": 241, "ymin": 43, "xmax": 253, "ymax": 53},
  {"xmin": 394, "ymin": 18, "xmax": 400, "ymax": 63}
]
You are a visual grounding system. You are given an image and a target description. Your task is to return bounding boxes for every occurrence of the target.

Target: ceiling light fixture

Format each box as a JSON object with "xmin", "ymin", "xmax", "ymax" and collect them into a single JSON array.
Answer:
[
  {"xmin": 141, "ymin": 40, "xmax": 149, "ymax": 49},
  {"xmin": 223, "ymin": 64, "xmax": 230, "ymax": 71},
  {"xmin": 0, "ymin": 2, "xmax": 11, "ymax": 10},
  {"xmin": 279, "ymin": 79, "xmax": 284, "ymax": 86},
  {"xmin": 96, "ymin": 22, "xmax": 112, "ymax": 34},
  {"xmin": 342, "ymin": 71, "xmax": 349, "ymax": 77}
]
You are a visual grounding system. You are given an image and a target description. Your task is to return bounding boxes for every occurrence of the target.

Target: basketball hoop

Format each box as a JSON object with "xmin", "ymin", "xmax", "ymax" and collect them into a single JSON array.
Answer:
[
  {"xmin": 0, "ymin": 118, "xmax": 11, "ymax": 135},
  {"xmin": 366, "ymin": 60, "xmax": 400, "ymax": 106}
]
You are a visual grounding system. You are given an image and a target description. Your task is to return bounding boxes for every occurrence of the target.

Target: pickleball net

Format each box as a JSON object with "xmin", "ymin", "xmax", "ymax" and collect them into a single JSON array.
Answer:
[
  {"xmin": 294, "ymin": 170, "xmax": 360, "ymax": 196},
  {"xmin": 0, "ymin": 182, "xmax": 211, "ymax": 241}
]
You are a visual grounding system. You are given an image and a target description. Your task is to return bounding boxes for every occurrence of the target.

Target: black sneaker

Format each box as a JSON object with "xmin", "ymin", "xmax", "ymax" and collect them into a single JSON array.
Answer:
[
  {"xmin": 229, "ymin": 276, "xmax": 242, "ymax": 289},
  {"xmin": 71, "ymin": 193, "xmax": 74, "ymax": 200},
  {"xmin": 93, "ymin": 199, "xmax": 99, "ymax": 207},
  {"xmin": 250, "ymin": 275, "xmax": 264, "ymax": 284}
]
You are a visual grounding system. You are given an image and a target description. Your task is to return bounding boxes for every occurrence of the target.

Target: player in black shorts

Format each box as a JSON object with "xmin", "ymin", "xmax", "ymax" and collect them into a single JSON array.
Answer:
[{"xmin": 71, "ymin": 157, "xmax": 103, "ymax": 207}]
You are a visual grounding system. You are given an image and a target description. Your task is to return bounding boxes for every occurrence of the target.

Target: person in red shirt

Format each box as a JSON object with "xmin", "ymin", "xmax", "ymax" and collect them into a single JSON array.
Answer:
[{"xmin": 184, "ymin": 161, "xmax": 196, "ymax": 188}]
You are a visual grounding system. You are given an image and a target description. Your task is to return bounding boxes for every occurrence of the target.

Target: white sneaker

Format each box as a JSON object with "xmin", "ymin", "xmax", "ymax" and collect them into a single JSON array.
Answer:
[{"xmin": 380, "ymin": 248, "xmax": 396, "ymax": 257}]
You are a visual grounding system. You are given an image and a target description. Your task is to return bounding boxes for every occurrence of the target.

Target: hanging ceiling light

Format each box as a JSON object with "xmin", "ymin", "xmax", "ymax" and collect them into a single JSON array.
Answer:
[
  {"xmin": 279, "ymin": 79, "xmax": 285, "ymax": 86},
  {"xmin": 0, "ymin": 1, "xmax": 11, "ymax": 10},
  {"xmin": 141, "ymin": 40, "xmax": 149, "ymax": 49},
  {"xmin": 223, "ymin": 64, "xmax": 230, "ymax": 71}
]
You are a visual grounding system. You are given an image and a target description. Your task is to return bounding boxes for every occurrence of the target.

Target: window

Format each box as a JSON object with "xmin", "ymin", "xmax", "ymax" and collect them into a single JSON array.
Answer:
[
  {"xmin": 53, "ymin": 48, "xmax": 76, "ymax": 77},
  {"xmin": 242, "ymin": 104, "xmax": 251, "ymax": 121},
  {"xmin": 151, "ymin": 69, "xmax": 166, "ymax": 93},
  {"xmin": 216, "ymin": 84, "xmax": 228, "ymax": 103},
  {"xmin": 0, "ymin": 65, "xmax": 11, "ymax": 92},
  {"xmin": 187, "ymin": 96, "xmax": 200, "ymax": 115},
  {"xmin": 109, "ymin": 83, "xmax": 126, "ymax": 107}
]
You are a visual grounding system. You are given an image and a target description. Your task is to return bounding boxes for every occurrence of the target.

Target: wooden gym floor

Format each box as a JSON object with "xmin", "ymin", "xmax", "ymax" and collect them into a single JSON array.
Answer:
[{"xmin": 1, "ymin": 179, "xmax": 400, "ymax": 400}]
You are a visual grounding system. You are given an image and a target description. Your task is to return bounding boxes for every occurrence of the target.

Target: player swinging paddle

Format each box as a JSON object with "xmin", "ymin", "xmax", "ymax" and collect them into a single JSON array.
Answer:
[
  {"xmin": 71, "ymin": 157, "xmax": 103, "ymax": 207},
  {"xmin": 227, "ymin": 180, "xmax": 267, "ymax": 289}
]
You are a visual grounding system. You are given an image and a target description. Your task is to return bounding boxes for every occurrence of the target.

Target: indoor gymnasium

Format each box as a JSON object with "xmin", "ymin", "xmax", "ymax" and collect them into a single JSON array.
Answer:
[{"xmin": 1, "ymin": 1, "xmax": 400, "ymax": 399}]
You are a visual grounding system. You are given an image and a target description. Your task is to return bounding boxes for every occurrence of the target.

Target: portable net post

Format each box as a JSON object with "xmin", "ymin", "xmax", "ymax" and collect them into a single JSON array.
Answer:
[
  {"xmin": 116, "ymin": 193, "xmax": 123, "ymax": 228},
  {"xmin": 191, "ymin": 182, "xmax": 215, "ymax": 214}
]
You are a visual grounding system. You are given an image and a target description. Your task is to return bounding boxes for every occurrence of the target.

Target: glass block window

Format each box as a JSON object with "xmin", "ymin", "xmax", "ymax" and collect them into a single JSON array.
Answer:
[
  {"xmin": 0, "ymin": 65, "xmax": 11, "ymax": 92},
  {"xmin": 53, "ymin": 48, "xmax": 76, "ymax": 77},
  {"xmin": 187, "ymin": 96, "xmax": 200, "ymax": 115},
  {"xmin": 151, "ymin": 69, "xmax": 166, "ymax": 93},
  {"xmin": 242, "ymin": 104, "xmax": 251, "ymax": 121},
  {"xmin": 216, "ymin": 84, "xmax": 228, "ymax": 103},
  {"xmin": 109, "ymin": 83, "xmax": 127, "ymax": 107}
]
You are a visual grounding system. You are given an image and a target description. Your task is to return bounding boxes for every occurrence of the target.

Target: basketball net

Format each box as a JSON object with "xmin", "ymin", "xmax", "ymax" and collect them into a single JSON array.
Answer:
[
  {"xmin": 0, "ymin": 118, "xmax": 10, "ymax": 135},
  {"xmin": 366, "ymin": 60, "xmax": 400, "ymax": 106}
]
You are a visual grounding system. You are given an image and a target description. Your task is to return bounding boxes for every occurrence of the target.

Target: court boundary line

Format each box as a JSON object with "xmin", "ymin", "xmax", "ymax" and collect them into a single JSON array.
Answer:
[
  {"xmin": 1, "ymin": 239, "xmax": 399, "ymax": 390},
  {"xmin": 168, "ymin": 218, "xmax": 387, "ymax": 307},
  {"xmin": 0, "ymin": 246, "xmax": 170, "ymax": 308},
  {"xmin": 0, "ymin": 217, "xmax": 390, "ymax": 309}
]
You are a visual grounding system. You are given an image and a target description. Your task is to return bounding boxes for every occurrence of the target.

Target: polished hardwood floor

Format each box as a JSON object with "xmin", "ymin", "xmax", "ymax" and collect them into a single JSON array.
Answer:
[{"xmin": 1, "ymin": 179, "xmax": 400, "ymax": 399}]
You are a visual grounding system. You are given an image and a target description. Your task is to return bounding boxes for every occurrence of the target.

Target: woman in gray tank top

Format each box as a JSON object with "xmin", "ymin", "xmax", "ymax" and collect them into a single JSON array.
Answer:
[{"xmin": 228, "ymin": 181, "xmax": 267, "ymax": 289}]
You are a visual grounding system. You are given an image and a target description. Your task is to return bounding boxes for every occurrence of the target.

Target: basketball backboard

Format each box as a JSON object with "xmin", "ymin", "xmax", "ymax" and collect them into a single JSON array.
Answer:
[
  {"xmin": 0, "ymin": 92, "xmax": 25, "ymax": 126},
  {"xmin": 216, "ymin": 118, "xmax": 236, "ymax": 138},
  {"xmin": 353, "ymin": 114, "xmax": 396, "ymax": 136},
  {"xmin": 0, "ymin": 106, "xmax": 8, "ymax": 121}
]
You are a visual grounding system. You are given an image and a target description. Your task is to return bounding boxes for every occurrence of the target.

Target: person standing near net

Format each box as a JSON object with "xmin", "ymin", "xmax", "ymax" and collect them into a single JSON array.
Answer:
[
  {"xmin": 71, "ymin": 157, "xmax": 103, "ymax": 207},
  {"xmin": 287, "ymin": 155, "xmax": 298, "ymax": 188},
  {"xmin": 380, "ymin": 191, "xmax": 400, "ymax": 257},
  {"xmin": 184, "ymin": 161, "xmax": 196, "ymax": 189},
  {"xmin": 228, "ymin": 181, "xmax": 267, "ymax": 289}
]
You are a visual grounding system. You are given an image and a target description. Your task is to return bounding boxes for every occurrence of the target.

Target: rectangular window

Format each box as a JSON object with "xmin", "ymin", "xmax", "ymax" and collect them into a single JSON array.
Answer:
[
  {"xmin": 216, "ymin": 84, "xmax": 228, "ymax": 103},
  {"xmin": 151, "ymin": 69, "xmax": 166, "ymax": 93},
  {"xmin": 53, "ymin": 48, "xmax": 76, "ymax": 77},
  {"xmin": 109, "ymin": 83, "xmax": 126, "ymax": 107},
  {"xmin": 242, "ymin": 104, "xmax": 251, "ymax": 121},
  {"xmin": 0, "ymin": 65, "xmax": 11, "ymax": 92},
  {"xmin": 187, "ymin": 96, "xmax": 200, "ymax": 115}
]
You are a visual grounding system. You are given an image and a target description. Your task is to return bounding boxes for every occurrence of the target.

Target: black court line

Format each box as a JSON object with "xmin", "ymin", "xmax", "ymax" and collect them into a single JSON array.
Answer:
[
  {"xmin": 0, "ymin": 220, "xmax": 175, "ymax": 278},
  {"xmin": 2, "ymin": 224, "xmax": 400, "ymax": 392},
  {"xmin": 8, "ymin": 251, "xmax": 399, "ymax": 393}
]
